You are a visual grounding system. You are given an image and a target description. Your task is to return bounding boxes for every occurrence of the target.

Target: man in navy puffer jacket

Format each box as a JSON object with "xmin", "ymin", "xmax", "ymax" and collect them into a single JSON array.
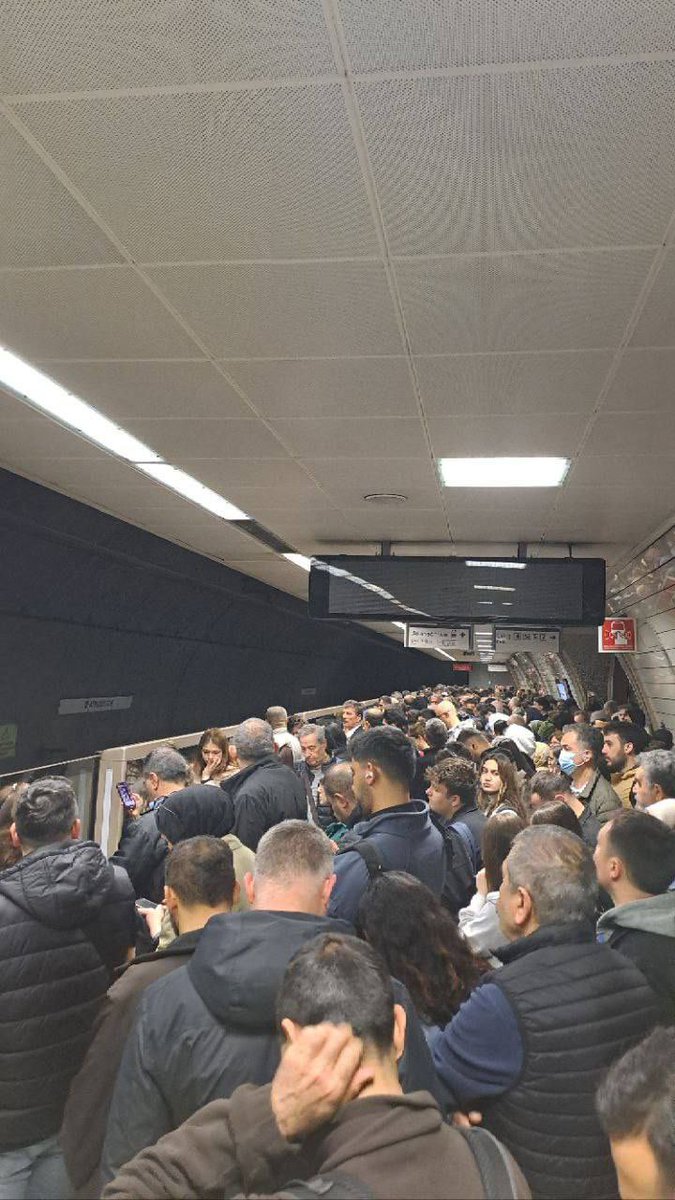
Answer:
[{"xmin": 328, "ymin": 727, "xmax": 445, "ymax": 925}]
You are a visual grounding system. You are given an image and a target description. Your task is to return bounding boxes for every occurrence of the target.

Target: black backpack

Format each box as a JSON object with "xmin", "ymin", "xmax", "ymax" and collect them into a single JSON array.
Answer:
[{"xmin": 341, "ymin": 828, "xmax": 475, "ymax": 921}]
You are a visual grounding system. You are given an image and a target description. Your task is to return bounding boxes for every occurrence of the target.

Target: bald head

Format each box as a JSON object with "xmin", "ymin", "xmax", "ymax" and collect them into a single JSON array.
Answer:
[
  {"xmin": 321, "ymin": 761, "xmax": 358, "ymax": 826},
  {"xmin": 436, "ymin": 699, "xmax": 459, "ymax": 731}
]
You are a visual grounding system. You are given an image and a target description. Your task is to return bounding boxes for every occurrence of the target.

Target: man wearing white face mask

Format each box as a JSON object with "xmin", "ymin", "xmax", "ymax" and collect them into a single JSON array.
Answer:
[{"xmin": 558, "ymin": 724, "xmax": 622, "ymax": 826}]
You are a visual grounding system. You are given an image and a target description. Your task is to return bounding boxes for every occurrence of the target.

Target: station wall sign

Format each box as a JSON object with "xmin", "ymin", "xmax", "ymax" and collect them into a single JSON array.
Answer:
[
  {"xmin": 58, "ymin": 695, "xmax": 133, "ymax": 715},
  {"xmin": 495, "ymin": 629, "xmax": 560, "ymax": 655},
  {"xmin": 405, "ymin": 625, "xmax": 472, "ymax": 652},
  {"xmin": 598, "ymin": 618, "xmax": 637, "ymax": 653}
]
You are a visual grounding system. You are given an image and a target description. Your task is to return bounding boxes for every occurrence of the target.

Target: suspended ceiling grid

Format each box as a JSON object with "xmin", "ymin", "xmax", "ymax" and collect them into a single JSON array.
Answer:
[{"xmin": 0, "ymin": 1, "xmax": 674, "ymax": 615}]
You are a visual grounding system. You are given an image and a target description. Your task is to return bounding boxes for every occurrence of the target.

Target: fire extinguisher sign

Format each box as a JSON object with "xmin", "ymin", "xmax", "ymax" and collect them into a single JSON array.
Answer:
[{"xmin": 598, "ymin": 618, "xmax": 637, "ymax": 653}]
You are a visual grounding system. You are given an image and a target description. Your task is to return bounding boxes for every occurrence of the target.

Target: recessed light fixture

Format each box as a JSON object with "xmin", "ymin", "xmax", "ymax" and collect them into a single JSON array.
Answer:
[
  {"xmin": 363, "ymin": 493, "xmax": 408, "ymax": 504},
  {"xmin": 477, "ymin": 601, "xmax": 494, "ymax": 605},
  {"xmin": 439, "ymin": 457, "xmax": 570, "ymax": 488},
  {"xmin": 466, "ymin": 560, "xmax": 527, "ymax": 570},
  {"xmin": 0, "ymin": 345, "xmax": 250, "ymax": 523},
  {"xmin": 283, "ymin": 553, "xmax": 313, "ymax": 572}
]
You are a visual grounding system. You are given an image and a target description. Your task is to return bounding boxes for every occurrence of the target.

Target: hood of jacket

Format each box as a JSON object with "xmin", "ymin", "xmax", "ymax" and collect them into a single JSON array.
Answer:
[
  {"xmin": 0, "ymin": 838, "xmax": 113, "ymax": 929},
  {"xmin": 597, "ymin": 892, "xmax": 675, "ymax": 939},
  {"xmin": 187, "ymin": 909, "xmax": 352, "ymax": 1030},
  {"xmin": 353, "ymin": 798, "xmax": 431, "ymax": 839}
]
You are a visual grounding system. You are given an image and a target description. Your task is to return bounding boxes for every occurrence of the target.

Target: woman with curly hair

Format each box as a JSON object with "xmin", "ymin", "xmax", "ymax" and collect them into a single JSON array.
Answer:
[{"xmin": 357, "ymin": 870, "xmax": 489, "ymax": 1028}]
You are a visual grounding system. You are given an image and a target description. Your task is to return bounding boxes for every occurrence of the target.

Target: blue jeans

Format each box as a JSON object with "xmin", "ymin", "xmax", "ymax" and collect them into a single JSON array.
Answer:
[{"xmin": 0, "ymin": 1136, "xmax": 70, "ymax": 1200}]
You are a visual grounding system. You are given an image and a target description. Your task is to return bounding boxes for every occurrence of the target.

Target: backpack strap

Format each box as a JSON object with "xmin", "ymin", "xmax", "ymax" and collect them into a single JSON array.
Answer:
[
  {"xmin": 458, "ymin": 1126, "xmax": 522, "ymax": 1199},
  {"xmin": 278, "ymin": 1171, "xmax": 376, "ymax": 1199},
  {"xmin": 338, "ymin": 838, "xmax": 384, "ymax": 880}
]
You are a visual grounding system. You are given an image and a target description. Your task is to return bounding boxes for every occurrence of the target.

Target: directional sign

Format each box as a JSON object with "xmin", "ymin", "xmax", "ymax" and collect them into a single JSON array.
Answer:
[
  {"xmin": 495, "ymin": 629, "xmax": 560, "ymax": 655},
  {"xmin": 406, "ymin": 626, "xmax": 472, "ymax": 652}
]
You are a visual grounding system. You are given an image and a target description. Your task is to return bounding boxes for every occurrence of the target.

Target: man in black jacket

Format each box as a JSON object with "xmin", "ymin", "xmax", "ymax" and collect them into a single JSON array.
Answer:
[
  {"xmin": 595, "ymin": 809, "xmax": 675, "ymax": 1019},
  {"xmin": 112, "ymin": 746, "xmax": 189, "ymax": 902},
  {"xmin": 0, "ymin": 777, "xmax": 135, "ymax": 1199},
  {"xmin": 100, "ymin": 821, "xmax": 439, "ymax": 1189},
  {"xmin": 223, "ymin": 718, "xmax": 307, "ymax": 850},
  {"xmin": 430, "ymin": 827, "xmax": 661, "ymax": 1199}
]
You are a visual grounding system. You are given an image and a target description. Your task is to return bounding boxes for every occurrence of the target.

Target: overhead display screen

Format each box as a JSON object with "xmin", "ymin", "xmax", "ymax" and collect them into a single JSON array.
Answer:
[{"xmin": 309, "ymin": 557, "xmax": 605, "ymax": 626}]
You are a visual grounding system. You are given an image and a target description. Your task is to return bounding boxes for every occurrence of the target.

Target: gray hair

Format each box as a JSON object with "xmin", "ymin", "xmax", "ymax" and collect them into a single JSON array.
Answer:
[
  {"xmin": 231, "ymin": 718, "xmax": 275, "ymax": 762},
  {"xmin": 265, "ymin": 706, "xmax": 288, "ymax": 728},
  {"xmin": 425, "ymin": 718, "xmax": 449, "ymax": 751},
  {"xmin": 563, "ymin": 723, "xmax": 603, "ymax": 766},
  {"xmin": 298, "ymin": 723, "xmax": 326, "ymax": 744},
  {"xmin": 254, "ymin": 820, "xmax": 334, "ymax": 885},
  {"xmin": 143, "ymin": 746, "xmax": 189, "ymax": 783},
  {"xmin": 506, "ymin": 826, "xmax": 597, "ymax": 927},
  {"xmin": 638, "ymin": 749, "xmax": 675, "ymax": 797}
]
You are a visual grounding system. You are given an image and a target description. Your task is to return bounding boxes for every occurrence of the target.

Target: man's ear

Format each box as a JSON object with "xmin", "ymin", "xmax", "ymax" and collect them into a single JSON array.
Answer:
[
  {"xmin": 624, "ymin": 741, "xmax": 635, "ymax": 758},
  {"xmin": 244, "ymin": 872, "xmax": 255, "ymax": 907},
  {"xmin": 608, "ymin": 855, "xmax": 623, "ymax": 883},
  {"xmin": 392, "ymin": 1003, "xmax": 407, "ymax": 1062},
  {"xmin": 514, "ymin": 886, "xmax": 533, "ymax": 929},
  {"xmin": 71, "ymin": 818, "xmax": 81, "ymax": 841},
  {"xmin": 9, "ymin": 822, "xmax": 20, "ymax": 850},
  {"xmin": 321, "ymin": 873, "xmax": 337, "ymax": 911},
  {"xmin": 280, "ymin": 1017, "xmax": 302, "ymax": 1045},
  {"xmin": 164, "ymin": 885, "xmax": 179, "ymax": 916}
]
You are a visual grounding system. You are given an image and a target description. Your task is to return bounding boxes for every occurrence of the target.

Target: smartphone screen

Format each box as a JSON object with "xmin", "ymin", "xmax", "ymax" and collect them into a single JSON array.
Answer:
[
  {"xmin": 136, "ymin": 898, "xmax": 158, "ymax": 911},
  {"xmin": 116, "ymin": 781, "xmax": 136, "ymax": 810}
]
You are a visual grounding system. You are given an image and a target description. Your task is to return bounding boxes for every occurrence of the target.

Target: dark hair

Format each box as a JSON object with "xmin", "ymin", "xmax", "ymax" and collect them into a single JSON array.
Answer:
[
  {"xmin": 483, "ymin": 809, "xmax": 526, "ymax": 893},
  {"xmin": 0, "ymin": 785, "xmax": 24, "ymax": 870},
  {"xmin": 363, "ymin": 707, "xmax": 386, "ymax": 729},
  {"xmin": 531, "ymin": 800, "xmax": 584, "ymax": 839},
  {"xmin": 596, "ymin": 1026, "xmax": 675, "ymax": 1192},
  {"xmin": 350, "ymin": 726, "xmax": 416, "ymax": 788},
  {"xmin": 357, "ymin": 872, "xmax": 487, "ymax": 1026},
  {"xmin": 492, "ymin": 718, "xmax": 509, "ymax": 736},
  {"xmin": 323, "ymin": 720, "xmax": 347, "ymax": 756},
  {"xmin": 14, "ymin": 777, "xmax": 78, "ymax": 849},
  {"xmin": 606, "ymin": 810, "xmax": 675, "ymax": 895},
  {"xmin": 564, "ymin": 723, "xmax": 604, "ymax": 767},
  {"xmin": 455, "ymin": 727, "xmax": 490, "ymax": 748},
  {"xmin": 648, "ymin": 726, "xmax": 674, "ymax": 751},
  {"xmin": 277, "ymin": 933, "xmax": 394, "ymax": 1053},
  {"xmin": 425, "ymin": 758, "xmax": 478, "ymax": 808},
  {"xmin": 425, "ymin": 718, "xmax": 449, "ymax": 752},
  {"xmin": 143, "ymin": 746, "xmax": 190, "ymax": 783},
  {"xmin": 435, "ymin": 743, "xmax": 474, "ymax": 765},
  {"xmin": 342, "ymin": 700, "xmax": 361, "ymax": 716},
  {"xmin": 528, "ymin": 771, "xmax": 573, "ymax": 806},
  {"xmin": 197, "ymin": 728, "xmax": 230, "ymax": 768},
  {"xmin": 155, "ymin": 784, "xmax": 236, "ymax": 842},
  {"xmin": 478, "ymin": 751, "xmax": 529, "ymax": 821},
  {"xmin": 603, "ymin": 720, "xmax": 649, "ymax": 756},
  {"xmin": 383, "ymin": 706, "xmax": 408, "ymax": 733},
  {"xmin": 618, "ymin": 703, "xmax": 647, "ymax": 728},
  {"xmin": 165, "ymin": 836, "xmax": 236, "ymax": 908}
]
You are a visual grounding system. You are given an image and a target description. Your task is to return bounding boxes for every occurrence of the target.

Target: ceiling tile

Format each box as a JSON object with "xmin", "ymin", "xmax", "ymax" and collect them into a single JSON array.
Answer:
[
  {"xmin": 0, "ymin": 416, "xmax": 106, "ymax": 459},
  {"xmin": 19, "ymin": 87, "xmax": 377, "ymax": 260},
  {"xmin": 300, "ymin": 457, "xmax": 441, "ymax": 506},
  {"xmin": 241, "ymin": 509, "xmax": 363, "ymax": 542},
  {"xmin": 0, "ymin": 0, "xmax": 334, "ymax": 93},
  {"xmin": 340, "ymin": 0, "xmax": 675, "ymax": 72},
  {"xmin": 447, "ymin": 511, "xmax": 549, "ymax": 542},
  {"xmin": 631, "ymin": 250, "xmax": 675, "ymax": 347},
  {"xmin": 225, "ymin": 357, "xmax": 416, "ymax": 419},
  {"xmin": 267, "ymin": 416, "xmax": 429, "ymax": 459},
  {"xmin": 428, "ymin": 412, "xmax": 579, "ymax": 457},
  {"xmin": 357, "ymin": 64, "xmax": 675, "ymax": 254},
  {"xmin": 149, "ymin": 262, "xmax": 402, "ymax": 358},
  {"xmin": 544, "ymin": 488, "xmax": 672, "ymax": 541},
  {"xmin": 0, "ymin": 118, "xmax": 120, "ymax": 267},
  {"xmin": 223, "ymin": 557, "xmax": 309, "ymax": 600},
  {"xmin": 124, "ymin": 417, "xmax": 288, "ymax": 460},
  {"xmin": 417, "ymin": 351, "xmax": 611, "ymax": 417},
  {"xmin": 0, "ymin": 266, "xmax": 197, "ymax": 359},
  {"xmin": 340, "ymin": 506, "xmax": 450, "ymax": 540},
  {"xmin": 583, "ymin": 412, "xmax": 675, "ymax": 455},
  {"xmin": 568, "ymin": 454, "xmax": 675, "ymax": 488},
  {"xmin": 40, "ymin": 360, "xmax": 252, "ymax": 421},
  {"xmin": 217, "ymin": 483, "xmax": 336, "ymax": 511},
  {"xmin": 396, "ymin": 249, "xmax": 653, "ymax": 354},
  {"xmin": 176, "ymin": 457, "xmax": 312, "ymax": 493},
  {"xmin": 605, "ymin": 348, "xmax": 675, "ymax": 412}
]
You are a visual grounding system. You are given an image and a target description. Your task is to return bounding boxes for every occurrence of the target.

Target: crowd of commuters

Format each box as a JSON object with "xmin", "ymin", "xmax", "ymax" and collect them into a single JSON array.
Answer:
[{"xmin": 0, "ymin": 682, "xmax": 674, "ymax": 1200}]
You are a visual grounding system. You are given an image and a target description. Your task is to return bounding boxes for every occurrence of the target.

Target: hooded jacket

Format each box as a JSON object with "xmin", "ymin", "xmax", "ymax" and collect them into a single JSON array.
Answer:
[
  {"xmin": 112, "ymin": 805, "xmax": 170, "ymax": 903},
  {"xmin": 219, "ymin": 756, "xmax": 307, "ymax": 850},
  {"xmin": 102, "ymin": 1083, "xmax": 530, "ymax": 1200},
  {"xmin": 328, "ymin": 801, "xmax": 446, "ymax": 925},
  {"xmin": 597, "ymin": 892, "xmax": 675, "ymax": 1019},
  {"xmin": 61, "ymin": 929, "xmax": 202, "ymax": 1200},
  {"xmin": 0, "ymin": 839, "xmax": 135, "ymax": 1151},
  {"xmin": 100, "ymin": 910, "xmax": 440, "ymax": 1187}
]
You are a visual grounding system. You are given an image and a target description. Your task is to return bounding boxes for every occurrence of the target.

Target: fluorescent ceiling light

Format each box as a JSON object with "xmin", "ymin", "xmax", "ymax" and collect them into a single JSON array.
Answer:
[
  {"xmin": 477, "ymin": 601, "xmax": 494, "ymax": 605},
  {"xmin": 466, "ymin": 560, "xmax": 527, "ymax": 570},
  {"xmin": 0, "ymin": 345, "xmax": 160, "ymax": 464},
  {"xmin": 440, "ymin": 457, "xmax": 569, "ymax": 488},
  {"xmin": 473, "ymin": 585, "xmax": 515, "ymax": 593},
  {"xmin": 436, "ymin": 649, "xmax": 455, "ymax": 661},
  {"xmin": 392, "ymin": 621, "xmax": 407, "ymax": 631},
  {"xmin": 137, "ymin": 463, "xmax": 248, "ymax": 520},
  {"xmin": 283, "ymin": 553, "xmax": 313, "ymax": 572}
]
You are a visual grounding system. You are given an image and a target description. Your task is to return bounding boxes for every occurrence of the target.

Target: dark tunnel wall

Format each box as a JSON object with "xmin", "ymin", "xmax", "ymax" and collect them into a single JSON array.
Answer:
[{"xmin": 0, "ymin": 469, "xmax": 451, "ymax": 770}]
